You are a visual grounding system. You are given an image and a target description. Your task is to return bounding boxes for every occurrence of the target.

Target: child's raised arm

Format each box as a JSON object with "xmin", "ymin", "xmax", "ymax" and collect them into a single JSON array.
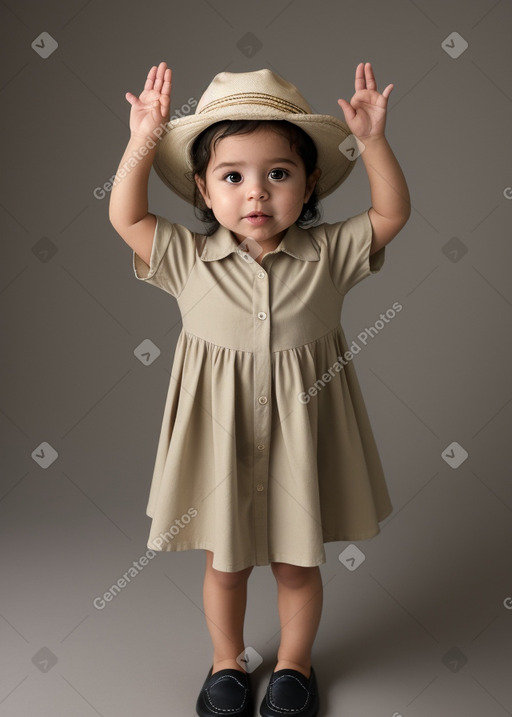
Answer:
[
  {"xmin": 109, "ymin": 62, "xmax": 172, "ymax": 266},
  {"xmin": 338, "ymin": 62, "xmax": 411, "ymax": 254}
]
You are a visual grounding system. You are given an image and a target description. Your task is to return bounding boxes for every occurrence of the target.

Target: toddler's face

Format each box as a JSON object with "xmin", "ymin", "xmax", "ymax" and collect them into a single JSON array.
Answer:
[{"xmin": 194, "ymin": 126, "xmax": 321, "ymax": 251}]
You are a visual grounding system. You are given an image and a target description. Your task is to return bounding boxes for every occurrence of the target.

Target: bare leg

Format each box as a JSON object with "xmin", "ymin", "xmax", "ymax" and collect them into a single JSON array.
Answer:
[
  {"xmin": 202, "ymin": 550, "xmax": 254, "ymax": 674},
  {"xmin": 270, "ymin": 562, "xmax": 323, "ymax": 678}
]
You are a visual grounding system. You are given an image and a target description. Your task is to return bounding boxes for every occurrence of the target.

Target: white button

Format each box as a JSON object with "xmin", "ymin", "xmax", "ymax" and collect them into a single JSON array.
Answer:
[
  {"xmin": 258, "ymin": 396, "xmax": 268, "ymax": 405},
  {"xmin": 257, "ymin": 311, "xmax": 267, "ymax": 320},
  {"xmin": 257, "ymin": 444, "xmax": 265, "ymax": 451},
  {"xmin": 256, "ymin": 483, "xmax": 264, "ymax": 492},
  {"xmin": 257, "ymin": 271, "xmax": 265, "ymax": 278}
]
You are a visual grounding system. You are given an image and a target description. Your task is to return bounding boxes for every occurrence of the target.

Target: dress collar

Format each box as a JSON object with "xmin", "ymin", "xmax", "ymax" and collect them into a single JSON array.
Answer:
[{"xmin": 199, "ymin": 222, "xmax": 320, "ymax": 262}]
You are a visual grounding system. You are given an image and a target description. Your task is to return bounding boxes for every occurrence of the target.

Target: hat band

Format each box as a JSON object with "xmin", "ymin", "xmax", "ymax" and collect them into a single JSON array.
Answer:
[{"xmin": 198, "ymin": 92, "xmax": 308, "ymax": 115}]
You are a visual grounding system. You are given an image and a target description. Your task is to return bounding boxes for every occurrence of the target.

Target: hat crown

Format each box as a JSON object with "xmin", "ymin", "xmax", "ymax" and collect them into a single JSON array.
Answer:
[{"xmin": 196, "ymin": 68, "xmax": 312, "ymax": 116}]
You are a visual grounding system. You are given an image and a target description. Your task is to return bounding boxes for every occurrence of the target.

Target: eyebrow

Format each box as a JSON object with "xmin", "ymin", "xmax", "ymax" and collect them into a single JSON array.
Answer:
[{"xmin": 213, "ymin": 158, "xmax": 299, "ymax": 172}]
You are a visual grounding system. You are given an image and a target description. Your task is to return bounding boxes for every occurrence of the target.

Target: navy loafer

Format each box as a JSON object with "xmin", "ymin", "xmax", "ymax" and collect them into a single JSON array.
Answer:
[
  {"xmin": 196, "ymin": 665, "xmax": 253, "ymax": 717},
  {"xmin": 259, "ymin": 666, "xmax": 319, "ymax": 717}
]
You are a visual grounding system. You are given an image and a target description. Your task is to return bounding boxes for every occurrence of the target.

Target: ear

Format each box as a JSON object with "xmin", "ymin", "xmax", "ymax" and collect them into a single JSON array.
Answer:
[
  {"xmin": 304, "ymin": 168, "xmax": 322, "ymax": 203},
  {"xmin": 194, "ymin": 173, "xmax": 212, "ymax": 209}
]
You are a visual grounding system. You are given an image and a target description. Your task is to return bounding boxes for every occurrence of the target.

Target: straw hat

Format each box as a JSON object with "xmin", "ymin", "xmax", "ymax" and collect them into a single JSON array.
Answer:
[{"xmin": 152, "ymin": 68, "xmax": 357, "ymax": 204}]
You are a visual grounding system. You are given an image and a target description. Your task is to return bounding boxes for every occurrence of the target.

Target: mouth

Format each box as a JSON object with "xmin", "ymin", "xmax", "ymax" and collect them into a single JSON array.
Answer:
[{"xmin": 244, "ymin": 213, "xmax": 271, "ymax": 225}]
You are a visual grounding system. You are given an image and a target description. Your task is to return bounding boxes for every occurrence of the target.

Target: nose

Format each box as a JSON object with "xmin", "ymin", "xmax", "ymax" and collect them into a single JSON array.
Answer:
[{"xmin": 246, "ymin": 178, "xmax": 269, "ymax": 200}]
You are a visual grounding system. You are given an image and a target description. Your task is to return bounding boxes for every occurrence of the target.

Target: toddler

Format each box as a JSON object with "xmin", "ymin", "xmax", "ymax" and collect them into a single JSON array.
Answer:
[{"xmin": 109, "ymin": 61, "xmax": 410, "ymax": 717}]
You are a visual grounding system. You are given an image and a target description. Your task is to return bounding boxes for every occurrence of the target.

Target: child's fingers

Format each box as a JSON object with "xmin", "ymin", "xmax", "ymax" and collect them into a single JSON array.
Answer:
[
  {"xmin": 156, "ymin": 93, "xmax": 170, "ymax": 120},
  {"xmin": 354, "ymin": 63, "xmax": 366, "ymax": 92},
  {"xmin": 143, "ymin": 65, "xmax": 158, "ymax": 92},
  {"xmin": 382, "ymin": 83, "xmax": 394, "ymax": 99},
  {"xmin": 153, "ymin": 62, "xmax": 169, "ymax": 92},
  {"xmin": 337, "ymin": 97, "xmax": 355, "ymax": 120},
  {"xmin": 364, "ymin": 62, "xmax": 376, "ymax": 90},
  {"xmin": 162, "ymin": 68, "xmax": 172, "ymax": 97}
]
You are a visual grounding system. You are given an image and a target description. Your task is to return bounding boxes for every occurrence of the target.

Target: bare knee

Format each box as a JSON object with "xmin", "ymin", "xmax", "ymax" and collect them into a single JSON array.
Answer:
[
  {"xmin": 205, "ymin": 550, "xmax": 253, "ymax": 589},
  {"xmin": 271, "ymin": 561, "xmax": 318, "ymax": 589}
]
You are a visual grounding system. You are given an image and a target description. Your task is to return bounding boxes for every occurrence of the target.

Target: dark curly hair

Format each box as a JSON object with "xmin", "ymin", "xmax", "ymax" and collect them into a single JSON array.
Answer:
[{"xmin": 186, "ymin": 119, "xmax": 322, "ymax": 236}]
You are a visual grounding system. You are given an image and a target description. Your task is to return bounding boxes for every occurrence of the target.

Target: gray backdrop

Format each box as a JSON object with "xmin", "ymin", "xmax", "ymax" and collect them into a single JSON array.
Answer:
[{"xmin": 1, "ymin": 0, "xmax": 512, "ymax": 715}]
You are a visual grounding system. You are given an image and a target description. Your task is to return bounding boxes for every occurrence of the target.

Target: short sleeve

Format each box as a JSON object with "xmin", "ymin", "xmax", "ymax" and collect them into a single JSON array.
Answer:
[
  {"xmin": 132, "ymin": 215, "xmax": 198, "ymax": 298},
  {"xmin": 324, "ymin": 208, "xmax": 385, "ymax": 296}
]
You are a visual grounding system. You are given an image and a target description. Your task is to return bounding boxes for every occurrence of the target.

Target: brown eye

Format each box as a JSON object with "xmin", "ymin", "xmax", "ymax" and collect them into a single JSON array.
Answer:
[
  {"xmin": 224, "ymin": 172, "xmax": 242, "ymax": 183},
  {"xmin": 269, "ymin": 169, "xmax": 288, "ymax": 180}
]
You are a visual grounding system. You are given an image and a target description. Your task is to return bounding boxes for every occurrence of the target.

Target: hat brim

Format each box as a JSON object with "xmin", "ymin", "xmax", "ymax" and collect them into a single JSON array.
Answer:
[{"xmin": 152, "ymin": 107, "xmax": 358, "ymax": 204}]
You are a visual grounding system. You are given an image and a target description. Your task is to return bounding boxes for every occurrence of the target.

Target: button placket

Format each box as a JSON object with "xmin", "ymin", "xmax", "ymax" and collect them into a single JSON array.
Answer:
[{"xmin": 251, "ymin": 260, "xmax": 272, "ymax": 564}]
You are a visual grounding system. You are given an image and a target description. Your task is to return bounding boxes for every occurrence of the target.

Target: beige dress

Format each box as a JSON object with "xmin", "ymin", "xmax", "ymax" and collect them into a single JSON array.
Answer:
[{"xmin": 132, "ymin": 209, "xmax": 393, "ymax": 572}]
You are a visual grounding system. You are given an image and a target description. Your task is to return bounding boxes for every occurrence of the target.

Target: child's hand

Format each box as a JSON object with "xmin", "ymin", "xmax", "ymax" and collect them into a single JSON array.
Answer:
[
  {"xmin": 125, "ymin": 62, "xmax": 172, "ymax": 140},
  {"xmin": 337, "ymin": 62, "xmax": 393, "ymax": 141}
]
